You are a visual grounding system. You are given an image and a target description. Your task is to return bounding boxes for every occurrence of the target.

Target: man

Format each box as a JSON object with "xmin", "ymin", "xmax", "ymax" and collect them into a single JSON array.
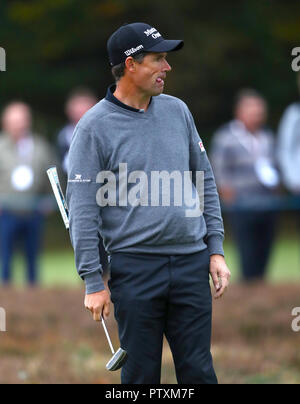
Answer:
[
  {"xmin": 57, "ymin": 87, "xmax": 98, "ymax": 174},
  {"xmin": 67, "ymin": 22, "xmax": 230, "ymax": 384},
  {"xmin": 56, "ymin": 88, "xmax": 109, "ymax": 276},
  {"xmin": 210, "ymin": 89, "xmax": 279, "ymax": 282},
  {"xmin": 0, "ymin": 102, "xmax": 55, "ymax": 285}
]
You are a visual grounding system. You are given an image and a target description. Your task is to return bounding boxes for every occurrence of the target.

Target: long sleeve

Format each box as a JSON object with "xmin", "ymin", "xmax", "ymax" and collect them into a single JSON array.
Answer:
[
  {"xmin": 185, "ymin": 107, "xmax": 225, "ymax": 256},
  {"xmin": 66, "ymin": 124, "xmax": 105, "ymax": 294}
]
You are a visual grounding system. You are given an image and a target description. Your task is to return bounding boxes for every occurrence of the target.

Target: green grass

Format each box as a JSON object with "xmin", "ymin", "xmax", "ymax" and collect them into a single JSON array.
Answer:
[
  {"xmin": 224, "ymin": 236, "xmax": 300, "ymax": 283},
  {"xmin": 11, "ymin": 247, "xmax": 81, "ymax": 287},
  {"xmin": 7, "ymin": 236, "xmax": 300, "ymax": 287}
]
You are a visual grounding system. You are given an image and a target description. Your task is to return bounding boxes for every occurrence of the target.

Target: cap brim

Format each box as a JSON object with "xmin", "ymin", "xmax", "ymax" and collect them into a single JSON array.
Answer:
[{"xmin": 146, "ymin": 39, "xmax": 184, "ymax": 53}]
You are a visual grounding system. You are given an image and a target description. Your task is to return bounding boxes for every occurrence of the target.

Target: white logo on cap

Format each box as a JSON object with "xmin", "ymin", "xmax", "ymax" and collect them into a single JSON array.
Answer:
[
  {"xmin": 124, "ymin": 45, "xmax": 144, "ymax": 56},
  {"xmin": 144, "ymin": 27, "xmax": 162, "ymax": 39}
]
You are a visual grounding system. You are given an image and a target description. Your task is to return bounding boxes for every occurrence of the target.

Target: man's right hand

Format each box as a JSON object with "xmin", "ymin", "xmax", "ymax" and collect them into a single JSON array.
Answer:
[{"xmin": 84, "ymin": 289, "xmax": 111, "ymax": 321}]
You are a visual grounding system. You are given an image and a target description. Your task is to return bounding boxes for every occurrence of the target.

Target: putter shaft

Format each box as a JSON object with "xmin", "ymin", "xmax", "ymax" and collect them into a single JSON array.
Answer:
[
  {"xmin": 47, "ymin": 167, "xmax": 127, "ymax": 371},
  {"xmin": 101, "ymin": 317, "xmax": 115, "ymax": 355}
]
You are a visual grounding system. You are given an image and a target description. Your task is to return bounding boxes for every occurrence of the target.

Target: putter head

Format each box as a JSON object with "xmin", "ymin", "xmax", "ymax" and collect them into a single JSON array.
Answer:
[{"xmin": 106, "ymin": 348, "xmax": 128, "ymax": 371}]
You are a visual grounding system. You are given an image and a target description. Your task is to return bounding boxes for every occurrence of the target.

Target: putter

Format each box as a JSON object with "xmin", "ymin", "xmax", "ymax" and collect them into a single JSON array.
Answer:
[
  {"xmin": 101, "ymin": 316, "xmax": 128, "ymax": 371},
  {"xmin": 47, "ymin": 166, "xmax": 128, "ymax": 371}
]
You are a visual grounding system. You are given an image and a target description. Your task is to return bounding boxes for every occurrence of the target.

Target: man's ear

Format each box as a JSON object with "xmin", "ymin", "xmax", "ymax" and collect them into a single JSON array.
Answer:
[{"xmin": 125, "ymin": 57, "xmax": 136, "ymax": 73}]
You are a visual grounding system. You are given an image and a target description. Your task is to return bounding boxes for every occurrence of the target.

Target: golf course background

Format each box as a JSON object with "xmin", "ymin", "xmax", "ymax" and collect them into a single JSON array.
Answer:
[
  {"xmin": 1, "ymin": 0, "xmax": 300, "ymax": 384},
  {"xmin": 2, "ymin": 0, "xmax": 300, "ymax": 139}
]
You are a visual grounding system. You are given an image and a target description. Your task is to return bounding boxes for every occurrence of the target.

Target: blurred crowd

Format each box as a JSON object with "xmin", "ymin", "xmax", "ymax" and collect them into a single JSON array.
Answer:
[
  {"xmin": 0, "ymin": 88, "xmax": 108, "ymax": 286},
  {"xmin": 1, "ymin": 77, "xmax": 300, "ymax": 286},
  {"xmin": 211, "ymin": 78, "xmax": 300, "ymax": 282}
]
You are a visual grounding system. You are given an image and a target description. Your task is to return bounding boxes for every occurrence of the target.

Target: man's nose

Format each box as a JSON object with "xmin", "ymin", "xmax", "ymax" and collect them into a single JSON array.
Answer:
[{"xmin": 163, "ymin": 60, "xmax": 172, "ymax": 72}]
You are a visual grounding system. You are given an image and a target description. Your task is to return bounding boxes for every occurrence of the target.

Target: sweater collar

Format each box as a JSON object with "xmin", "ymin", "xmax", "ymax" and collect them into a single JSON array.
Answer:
[{"xmin": 105, "ymin": 84, "xmax": 152, "ymax": 113}]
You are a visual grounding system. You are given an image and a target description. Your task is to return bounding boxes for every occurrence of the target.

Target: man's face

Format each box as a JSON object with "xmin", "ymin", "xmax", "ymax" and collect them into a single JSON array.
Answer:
[
  {"xmin": 235, "ymin": 97, "xmax": 267, "ymax": 133},
  {"xmin": 130, "ymin": 52, "xmax": 172, "ymax": 97},
  {"xmin": 66, "ymin": 96, "xmax": 97, "ymax": 124},
  {"xmin": 2, "ymin": 103, "xmax": 32, "ymax": 141}
]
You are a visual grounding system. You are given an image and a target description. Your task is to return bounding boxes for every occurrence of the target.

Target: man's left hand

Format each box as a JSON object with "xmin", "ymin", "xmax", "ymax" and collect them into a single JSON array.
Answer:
[{"xmin": 209, "ymin": 254, "xmax": 231, "ymax": 299}]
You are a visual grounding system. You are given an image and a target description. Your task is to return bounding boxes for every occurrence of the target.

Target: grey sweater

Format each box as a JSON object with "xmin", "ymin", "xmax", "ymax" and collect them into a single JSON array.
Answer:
[{"xmin": 67, "ymin": 93, "xmax": 224, "ymax": 294}]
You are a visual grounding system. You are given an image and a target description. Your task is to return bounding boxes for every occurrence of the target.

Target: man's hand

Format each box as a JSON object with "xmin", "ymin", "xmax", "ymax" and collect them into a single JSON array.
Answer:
[
  {"xmin": 209, "ymin": 254, "xmax": 231, "ymax": 299},
  {"xmin": 84, "ymin": 289, "xmax": 111, "ymax": 321}
]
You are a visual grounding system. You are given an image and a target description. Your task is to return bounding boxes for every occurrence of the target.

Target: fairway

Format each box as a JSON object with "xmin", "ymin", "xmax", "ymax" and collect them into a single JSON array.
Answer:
[{"xmin": 8, "ymin": 236, "xmax": 300, "ymax": 287}]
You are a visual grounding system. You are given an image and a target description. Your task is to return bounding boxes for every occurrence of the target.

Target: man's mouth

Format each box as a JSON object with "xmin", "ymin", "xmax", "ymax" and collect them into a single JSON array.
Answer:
[{"xmin": 156, "ymin": 77, "xmax": 165, "ymax": 85}]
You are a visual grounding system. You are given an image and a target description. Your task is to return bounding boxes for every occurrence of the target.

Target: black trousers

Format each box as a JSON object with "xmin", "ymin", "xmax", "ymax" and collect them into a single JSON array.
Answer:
[
  {"xmin": 108, "ymin": 249, "xmax": 217, "ymax": 384},
  {"xmin": 228, "ymin": 210, "xmax": 277, "ymax": 281},
  {"xmin": 98, "ymin": 235, "xmax": 109, "ymax": 276}
]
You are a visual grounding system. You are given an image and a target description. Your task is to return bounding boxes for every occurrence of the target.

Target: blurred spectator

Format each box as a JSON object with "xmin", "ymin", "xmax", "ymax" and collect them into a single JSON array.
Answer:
[
  {"xmin": 210, "ymin": 89, "xmax": 280, "ymax": 282},
  {"xmin": 277, "ymin": 73, "xmax": 300, "ymax": 196},
  {"xmin": 0, "ymin": 102, "xmax": 55, "ymax": 285},
  {"xmin": 56, "ymin": 87, "xmax": 109, "ymax": 276},
  {"xmin": 57, "ymin": 87, "xmax": 98, "ymax": 174}
]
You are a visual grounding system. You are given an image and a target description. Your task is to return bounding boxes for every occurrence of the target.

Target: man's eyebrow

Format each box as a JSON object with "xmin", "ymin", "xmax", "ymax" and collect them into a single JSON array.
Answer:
[{"xmin": 156, "ymin": 53, "xmax": 167, "ymax": 58}]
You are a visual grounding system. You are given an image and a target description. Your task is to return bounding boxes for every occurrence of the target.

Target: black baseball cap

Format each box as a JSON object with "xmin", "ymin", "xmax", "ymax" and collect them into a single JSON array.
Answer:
[{"xmin": 107, "ymin": 22, "xmax": 184, "ymax": 67}]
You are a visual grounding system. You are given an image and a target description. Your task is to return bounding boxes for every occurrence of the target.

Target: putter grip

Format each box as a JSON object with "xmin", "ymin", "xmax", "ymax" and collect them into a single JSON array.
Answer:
[{"xmin": 47, "ymin": 166, "xmax": 70, "ymax": 230}]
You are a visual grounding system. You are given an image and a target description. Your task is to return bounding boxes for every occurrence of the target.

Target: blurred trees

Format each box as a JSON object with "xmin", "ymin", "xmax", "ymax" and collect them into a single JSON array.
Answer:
[{"xmin": 1, "ymin": 0, "xmax": 300, "ymax": 141}]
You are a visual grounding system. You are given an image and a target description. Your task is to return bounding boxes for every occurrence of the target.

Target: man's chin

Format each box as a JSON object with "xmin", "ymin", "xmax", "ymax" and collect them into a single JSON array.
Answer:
[{"xmin": 152, "ymin": 87, "xmax": 164, "ymax": 96}]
